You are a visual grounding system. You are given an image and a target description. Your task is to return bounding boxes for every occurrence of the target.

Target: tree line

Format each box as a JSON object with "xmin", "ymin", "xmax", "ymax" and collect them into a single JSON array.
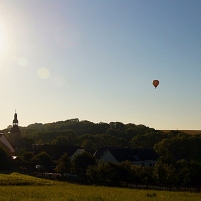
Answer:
[{"xmin": 4, "ymin": 119, "xmax": 200, "ymax": 162}]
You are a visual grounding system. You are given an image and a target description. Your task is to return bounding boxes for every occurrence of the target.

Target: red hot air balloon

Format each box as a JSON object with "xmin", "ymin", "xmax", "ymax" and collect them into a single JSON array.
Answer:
[{"xmin": 152, "ymin": 80, "xmax": 159, "ymax": 89}]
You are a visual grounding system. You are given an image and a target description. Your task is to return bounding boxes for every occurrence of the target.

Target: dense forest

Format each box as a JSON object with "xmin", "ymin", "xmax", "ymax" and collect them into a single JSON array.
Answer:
[{"xmin": 3, "ymin": 118, "xmax": 201, "ymax": 162}]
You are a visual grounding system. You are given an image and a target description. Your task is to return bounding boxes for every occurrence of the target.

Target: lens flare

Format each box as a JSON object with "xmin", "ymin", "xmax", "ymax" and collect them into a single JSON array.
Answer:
[{"xmin": 37, "ymin": 67, "xmax": 50, "ymax": 79}]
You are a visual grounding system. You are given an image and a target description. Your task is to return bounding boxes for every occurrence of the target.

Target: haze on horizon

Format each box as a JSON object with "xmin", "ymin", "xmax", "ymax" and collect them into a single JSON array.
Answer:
[{"xmin": 0, "ymin": 0, "xmax": 201, "ymax": 130}]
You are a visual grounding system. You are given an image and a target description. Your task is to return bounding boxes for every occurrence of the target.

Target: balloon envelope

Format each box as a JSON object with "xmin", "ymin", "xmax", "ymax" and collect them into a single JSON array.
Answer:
[{"xmin": 152, "ymin": 80, "xmax": 159, "ymax": 88}]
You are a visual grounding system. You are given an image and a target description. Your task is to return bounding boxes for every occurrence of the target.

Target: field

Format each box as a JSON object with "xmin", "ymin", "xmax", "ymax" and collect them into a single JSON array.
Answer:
[
  {"xmin": 0, "ymin": 173, "xmax": 200, "ymax": 201},
  {"xmin": 161, "ymin": 130, "xmax": 201, "ymax": 135}
]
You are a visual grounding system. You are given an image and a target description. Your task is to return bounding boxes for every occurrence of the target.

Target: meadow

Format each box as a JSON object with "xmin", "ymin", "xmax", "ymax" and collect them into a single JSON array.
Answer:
[{"xmin": 0, "ymin": 173, "xmax": 200, "ymax": 201}]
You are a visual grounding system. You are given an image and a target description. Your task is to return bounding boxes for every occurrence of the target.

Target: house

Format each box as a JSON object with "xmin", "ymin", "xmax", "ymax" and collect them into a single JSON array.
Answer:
[
  {"xmin": 33, "ymin": 144, "xmax": 85, "ymax": 160},
  {"xmin": 94, "ymin": 147, "xmax": 158, "ymax": 167},
  {"xmin": 0, "ymin": 133, "xmax": 15, "ymax": 156},
  {"xmin": 93, "ymin": 146, "xmax": 116, "ymax": 160}
]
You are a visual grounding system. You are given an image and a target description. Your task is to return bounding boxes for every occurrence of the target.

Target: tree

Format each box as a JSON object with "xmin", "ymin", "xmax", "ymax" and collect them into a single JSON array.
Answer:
[
  {"xmin": 72, "ymin": 152, "xmax": 96, "ymax": 176},
  {"xmin": 176, "ymin": 160, "xmax": 201, "ymax": 191},
  {"xmin": 130, "ymin": 135, "xmax": 146, "ymax": 148},
  {"xmin": 125, "ymin": 128, "xmax": 138, "ymax": 141},
  {"xmin": 55, "ymin": 153, "xmax": 72, "ymax": 174},
  {"xmin": 86, "ymin": 162, "xmax": 123, "ymax": 186},
  {"xmin": 87, "ymin": 162, "xmax": 116, "ymax": 185},
  {"xmin": 33, "ymin": 152, "xmax": 54, "ymax": 168},
  {"xmin": 81, "ymin": 139, "xmax": 96, "ymax": 154},
  {"xmin": 0, "ymin": 147, "xmax": 9, "ymax": 170},
  {"xmin": 22, "ymin": 151, "xmax": 34, "ymax": 162},
  {"xmin": 118, "ymin": 161, "xmax": 133, "ymax": 184},
  {"xmin": 94, "ymin": 134, "xmax": 127, "ymax": 148},
  {"xmin": 52, "ymin": 136, "xmax": 70, "ymax": 145},
  {"xmin": 153, "ymin": 161, "xmax": 177, "ymax": 189}
]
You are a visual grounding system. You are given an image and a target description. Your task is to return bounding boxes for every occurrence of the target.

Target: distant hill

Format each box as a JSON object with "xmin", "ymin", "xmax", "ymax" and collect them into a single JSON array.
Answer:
[{"xmin": 161, "ymin": 130, "xmax": 201, "ymax": 135}]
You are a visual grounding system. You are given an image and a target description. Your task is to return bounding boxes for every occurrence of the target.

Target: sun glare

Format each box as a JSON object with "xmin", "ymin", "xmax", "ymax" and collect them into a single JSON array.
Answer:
[{"xmin": 0, "ymin": 26, "xmax": 5, "ymax": 53}]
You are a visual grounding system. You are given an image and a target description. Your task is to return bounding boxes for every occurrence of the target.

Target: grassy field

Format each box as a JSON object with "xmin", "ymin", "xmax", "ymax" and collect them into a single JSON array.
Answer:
[{"xmin": 0, "ymin": 173, "xmax": 200, "ymax": 201}]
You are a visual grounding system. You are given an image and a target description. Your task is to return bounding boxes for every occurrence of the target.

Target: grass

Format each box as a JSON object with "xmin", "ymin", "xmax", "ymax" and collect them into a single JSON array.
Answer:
[
  {"xmin": 0, "ymin": 173, "xmax": 200, "ymax": 201},
  {"xmin": 0, "ymin": 172, "xmax": 55, "ymax": 186}
]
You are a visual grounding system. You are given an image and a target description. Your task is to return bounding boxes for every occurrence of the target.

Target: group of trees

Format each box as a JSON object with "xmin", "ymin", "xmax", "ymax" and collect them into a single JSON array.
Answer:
[
  {"xmin": 57, "ymin": 153, "xmax": 201, "ymax": 191},
  {"xmin": 87, "ymin": 159, "xmax": 201, "ymax": 191},
  {"xmin": 1, "ymin": 141, "xmax": 201, "ymax": 191},
  {"xmin": 16, "ymin": 151, "xmax": 97, "ymax": 181},
  {"xmin": 18, "ymin": 150, "xmax": 201, "ymax": 191}
]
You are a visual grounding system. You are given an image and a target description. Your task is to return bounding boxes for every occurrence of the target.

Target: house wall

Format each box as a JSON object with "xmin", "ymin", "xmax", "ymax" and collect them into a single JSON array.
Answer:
[
  {"xmin": 132, "ymin": 160, "xmax": 156, "ymax": 167},
  {"xmin": 98, "ymin": 151, "xmax": 118, "ymax": 163},
  {"xmin": 98, "ymin": 150, "xmax": 156, "ymax": 166},
  {"xmin": 71, "ymin": 149, "xmax": 85, "ymax": 159}
]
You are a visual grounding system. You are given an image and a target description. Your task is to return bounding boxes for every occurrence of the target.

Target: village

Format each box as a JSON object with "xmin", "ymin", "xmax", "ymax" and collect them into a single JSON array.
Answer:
[
  {"xmin": 1, "ymin": 112, "xmax": 201, "ymax": 191},
  {"xmin": 0, "ymin": 112, "xmax": 158, "ymax": 172}
]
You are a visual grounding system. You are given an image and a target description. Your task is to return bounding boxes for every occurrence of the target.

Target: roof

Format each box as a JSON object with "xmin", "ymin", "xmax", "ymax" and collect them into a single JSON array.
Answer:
[
  {"xmin": 10, "ymin": 125, "xmax": 20, "ymax": 133},
  {"xmin": 0, "ymin": 133, "xmax": 15, "ymax": 153},
  {"xmin": 95, "ymin": 147, "xmax": 158, "ymax": 162},
  {"xmin": 14, "ymin": 138, "xmax": 32, "ymax": 150},
  {"xmin": 34, "ymin": 144, "xmax": 83, "ymax": 160}
]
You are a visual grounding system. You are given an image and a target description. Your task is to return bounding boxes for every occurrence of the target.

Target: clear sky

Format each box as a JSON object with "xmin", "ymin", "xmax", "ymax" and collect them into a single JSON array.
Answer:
[{"xmin": 0, "ymin": 0, "xmax": 201, "ymax": 130}]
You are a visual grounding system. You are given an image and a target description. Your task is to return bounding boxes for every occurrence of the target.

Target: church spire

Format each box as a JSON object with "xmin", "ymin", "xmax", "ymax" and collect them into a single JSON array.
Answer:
[
  {"xmin": 13, "ymin": 110, "xmax": 18, "ymax": 125},
  {"xmin": 7, "ymin": 111, "xmax": 21, "ymax": 148}
]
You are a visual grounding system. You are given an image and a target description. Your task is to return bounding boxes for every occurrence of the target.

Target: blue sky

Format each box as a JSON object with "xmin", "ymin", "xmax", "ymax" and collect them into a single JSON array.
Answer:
[{"xmin": 0, "ymin": 0, "xmax": 201, "ymax": 130}]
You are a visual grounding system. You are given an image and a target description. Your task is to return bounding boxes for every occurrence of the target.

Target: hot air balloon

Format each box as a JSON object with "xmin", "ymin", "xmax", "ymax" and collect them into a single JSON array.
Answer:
[{"xmin": 152, "ymin": 80, "xmax": 159, "ymax": 89}]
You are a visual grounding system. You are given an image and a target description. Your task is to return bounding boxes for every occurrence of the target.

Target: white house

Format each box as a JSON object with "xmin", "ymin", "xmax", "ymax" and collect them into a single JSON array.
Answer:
[{"xmin": 94, "ymin": 147, "xmax": 158, "ymax": 167}]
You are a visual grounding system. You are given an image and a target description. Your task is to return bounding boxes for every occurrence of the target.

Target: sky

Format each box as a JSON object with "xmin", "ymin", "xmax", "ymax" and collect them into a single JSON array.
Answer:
[{"xmin": 0, "ymin": 0, "xmax": 201, "ymax": 130}]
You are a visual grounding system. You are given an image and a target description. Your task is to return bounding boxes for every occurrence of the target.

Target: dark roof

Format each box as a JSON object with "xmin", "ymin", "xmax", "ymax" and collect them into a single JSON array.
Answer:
[
  {"xmin": 10, "ymin": 125, "xmax": 20, "ymax": 133},
  {"xmin": 95, "ymin": 147, "xmax": 158, "ymax": 162},
  {"xmin": 34, "ymin": 145, "xmax": 83, "ymax": 160},
  {"xmin": 14, "ymin": 138, "xmax": 32, "ymax": 150}
]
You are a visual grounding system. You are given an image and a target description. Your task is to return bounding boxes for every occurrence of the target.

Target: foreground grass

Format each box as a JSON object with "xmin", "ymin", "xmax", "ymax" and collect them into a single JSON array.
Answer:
[
  {"xmin": 0, "ymin": 173, "xmax": 200, "ymax": 201},
  {"xmin": 0, "ymin": 172, "xmax": 55, "ymax": 186}
]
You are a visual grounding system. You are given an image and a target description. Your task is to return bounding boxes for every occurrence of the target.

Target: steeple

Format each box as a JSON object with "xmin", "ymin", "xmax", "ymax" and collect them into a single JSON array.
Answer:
[
  {"xmin": 13, "ymin": 110, "xmax": 18, "ymax": 125},
  {"xmin": 5, "ymin": 111, "xmax": 21, "ymax": 149},
  {"xmin": 10, "ymin": 111, "xmax": 20, "ymax": 133}
]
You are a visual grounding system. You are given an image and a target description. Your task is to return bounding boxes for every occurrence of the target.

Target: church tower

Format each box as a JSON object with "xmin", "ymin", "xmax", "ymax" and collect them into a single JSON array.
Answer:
[{"xmin": 7, "ymin": 112, "xmax": 21, "ymax": 148}]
